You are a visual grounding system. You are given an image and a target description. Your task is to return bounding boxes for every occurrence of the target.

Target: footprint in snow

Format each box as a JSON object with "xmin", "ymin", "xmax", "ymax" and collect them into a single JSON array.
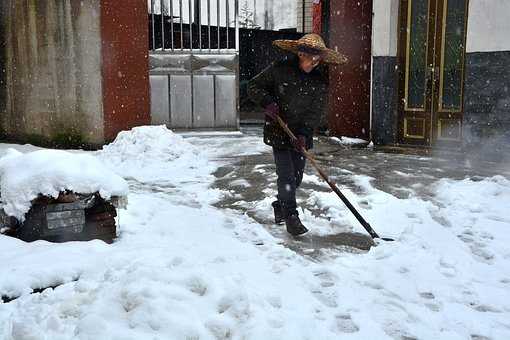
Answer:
[
  {"xmin": 357, "ymin": 199, "xmax": 372, "ymax": 210},
  {"xmin": 438, "ymin": 258, "xmax": 457, "ymax": 278},
  {"xmin": 335, "ymin": 314, "xmax": 359, "ymax": 333},
  {"xmin": 398, "ymin": 267, "xmax": 410, "ymax": 274},
  {"xmin": 383, "ymin": 325, "xmax": 417, "ymax": 340},
  {"xmin": 425, "ymin": 302, "xmax": 442, "ymax": 312},
  {"xmin": 168, "ymin": 256, "xmax": 184, "ymax": 268},
  {"xmin": 418, "ymin": 292, "xmax": 442, "ymax": 311},
  {"xmin": 419, "ymin": 292, "xmax": 435, "ymax": 300},
  {"xmin": 470, "ymin": 245, "xmax": 495, "ymax": 263},
  {"xmin": 458, "ymin": 232, "xmax": 474, "ymax": 243},
  {"xmin": 311, "ymin": 289, "xmax": 338, "ymax": 308},
  {"xmin": 186, "ymin": 276, "xmax": 208, "ymax": 296},
  {"xmin": 471, "ymin": 335, "xmax": 492, "ymax": 340},
  {"xmin": 313, "ymin": 270, "xmax": 337, "ymax": 288},
  {"xmin": 223, "ymin": 218, "xmax": 236, "ymax": 230},
  {"xmin": 266, "ymin": 295, "xmax": 282, "ymax": 309},
  {"xmin": 487, "ymin": 215, "xmax": 510, "ymax": 223},
  {"xmin": 480, "ymin": 232, "xmax": 495, "ymax": 240},
  {"xmin": 429, "ymin": 211, "xmax": 452, "ymax": 228},
  {"xmin": 471, "ymin": 303, "xmax": 501, "ymax": 313},
  {"xmin": 364, "ymin": 282, "xmax": 384, "ymax": 290},
  {"xmin": 205, "ymin": 319, "xmax": 232, "ymax": 340}
]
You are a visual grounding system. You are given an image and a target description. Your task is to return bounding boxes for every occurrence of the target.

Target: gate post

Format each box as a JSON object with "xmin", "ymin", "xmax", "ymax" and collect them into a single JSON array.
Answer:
[{"xmin": 101, "ymin": 0, "xmax": 151, "ymax": 141}]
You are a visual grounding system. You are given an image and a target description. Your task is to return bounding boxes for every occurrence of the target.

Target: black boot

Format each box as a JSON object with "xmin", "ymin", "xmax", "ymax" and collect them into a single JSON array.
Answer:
[
  {"xmin": 272, "ymin": 201, "xmax": 284, "ymax": 224},
  {"xmin": 285, "ymin": 214, "xmax": 308, "ymax": 236}
]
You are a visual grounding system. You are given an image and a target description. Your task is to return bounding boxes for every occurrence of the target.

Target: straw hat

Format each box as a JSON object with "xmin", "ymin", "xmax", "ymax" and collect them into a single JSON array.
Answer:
[{"xmin": 273, "ymin": 33, "xmax": 348, "ymax": 65}]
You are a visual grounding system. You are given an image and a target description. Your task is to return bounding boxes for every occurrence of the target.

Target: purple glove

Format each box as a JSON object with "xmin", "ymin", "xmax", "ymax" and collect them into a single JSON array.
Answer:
[
  {"xmin": 292, "ymin": 135, "xmax": 306, "ymax": 150},
  {"xmin": 264, "ymin": 102, "xmax": 279, "ymax": 121}
]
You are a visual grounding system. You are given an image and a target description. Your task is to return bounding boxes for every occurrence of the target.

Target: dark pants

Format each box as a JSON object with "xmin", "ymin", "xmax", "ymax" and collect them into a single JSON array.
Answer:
[{"xmin": 273, "ymin": 147, "xmax": 306, "ymax": 217}]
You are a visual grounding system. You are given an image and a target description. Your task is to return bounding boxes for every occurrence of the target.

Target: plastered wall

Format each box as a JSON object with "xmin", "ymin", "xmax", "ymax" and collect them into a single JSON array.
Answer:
[
  {"xmin": 372, "ymin": 0, "xmax": 399, "ymax": 57},
  {"xmin": 466, "ymin": 0, "xmax": 510, "ymax": 52},
  {"xmin": 0, "ymin": 0, "xmax": 104, "ymax": 146}
]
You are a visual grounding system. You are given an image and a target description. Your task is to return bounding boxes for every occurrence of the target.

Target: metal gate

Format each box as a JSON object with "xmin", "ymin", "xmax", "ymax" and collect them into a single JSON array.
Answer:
[{"xmin": 148, "ymin": 0, "xmax": 239, "ymax": 129}]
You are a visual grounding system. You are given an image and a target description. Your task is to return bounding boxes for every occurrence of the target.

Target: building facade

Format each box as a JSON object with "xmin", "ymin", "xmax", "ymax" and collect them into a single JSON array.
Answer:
[
  {"xmin": 1, "ymin": 0, "xmax": 507, "ymax": 150},
  {"xmin": 297, "ymin": 0, "xmax": 314, "ymax": 33},
  {"xmin": 320, "ymin": 0, "xmax": 510, "ymax": 149}
]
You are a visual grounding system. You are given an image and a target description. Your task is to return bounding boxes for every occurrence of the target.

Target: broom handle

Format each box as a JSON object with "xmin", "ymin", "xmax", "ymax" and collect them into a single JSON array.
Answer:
[{"xmin": 274, "ymin": 115, "xmax": 380, "ymax": 239}]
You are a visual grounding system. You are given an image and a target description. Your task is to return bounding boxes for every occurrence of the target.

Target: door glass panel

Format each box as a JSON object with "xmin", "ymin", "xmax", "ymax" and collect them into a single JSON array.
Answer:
[
  {"xmin": 406, "ymin": 0, "xmax": 429, "ymax": 109},
  {"xmin": 441, "ymin": 0, "xmax": 467, "ymax": 110}
]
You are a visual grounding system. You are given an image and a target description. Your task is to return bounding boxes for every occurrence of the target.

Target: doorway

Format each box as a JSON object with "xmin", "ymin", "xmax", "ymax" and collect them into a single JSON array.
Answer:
[{"xmin": 397, "ymin": 0, "xmax": 469, "ymax": 147}]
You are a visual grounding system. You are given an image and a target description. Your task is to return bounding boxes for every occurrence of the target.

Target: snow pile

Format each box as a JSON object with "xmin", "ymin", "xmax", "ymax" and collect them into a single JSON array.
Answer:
[
  {"xmin": 99, "ymin": 125, "xmax": 209, "ymax": 182},
  {"xmin": 0, "ymin": 149, "xmax": 128, "ymax": 221}
]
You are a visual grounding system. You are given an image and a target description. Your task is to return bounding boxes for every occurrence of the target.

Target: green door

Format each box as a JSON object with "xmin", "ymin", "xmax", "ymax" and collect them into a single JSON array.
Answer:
[{"xmin": 397, "ymin": 0, "xmax": 469, "ymax": 147}]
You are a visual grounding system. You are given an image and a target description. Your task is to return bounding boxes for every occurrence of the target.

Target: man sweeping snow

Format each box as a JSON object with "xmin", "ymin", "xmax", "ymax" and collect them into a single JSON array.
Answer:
[{"xmin": 248, "ymin": 34, "xmax": 347, "ymax": 236}]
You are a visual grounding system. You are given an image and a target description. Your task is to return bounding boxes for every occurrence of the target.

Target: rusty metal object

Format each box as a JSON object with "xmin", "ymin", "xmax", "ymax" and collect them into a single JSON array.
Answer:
[
  {"xmin": 0, "ymin": 192, "xmax": 125, "ymax": 244},
  {"xmin": 56, "ymin": 192, "xmax": 78, "ymax": 203}
]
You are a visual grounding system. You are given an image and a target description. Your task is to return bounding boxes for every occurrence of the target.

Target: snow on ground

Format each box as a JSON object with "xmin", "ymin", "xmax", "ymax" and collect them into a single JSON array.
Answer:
[
  {"xmin": 0, "ymin": 149, "xmax": 128, "ymax": 221},
  {"xmin": 97, "ymin": 125, "xmax": 212, "ymax": 183},
  {"xmin": 1, "ymin": 126, "xmax": 510, "ymax": 340},
  {"xmin": 302, "ymin": 174, "xmax": 510, "ymax": 339},
  {"xmin": 329, "ymin": 136, "xmax": 369, "ymax": 146}
]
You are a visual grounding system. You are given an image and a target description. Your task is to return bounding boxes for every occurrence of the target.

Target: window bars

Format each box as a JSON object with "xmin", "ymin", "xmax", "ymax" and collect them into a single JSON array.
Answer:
[{"xmin": 149, "ymin": 0, "xmax": 239, "ymax": 52}]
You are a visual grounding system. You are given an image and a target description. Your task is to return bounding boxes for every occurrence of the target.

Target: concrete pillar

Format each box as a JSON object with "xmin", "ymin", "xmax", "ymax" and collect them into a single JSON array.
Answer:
[
  {"xmin": 0, "ymin": 0, "xmax": 150, "ymax": 148},
  {"xmin": 0, "ymin": 1, "xmax": 7, "ymax": 120}
]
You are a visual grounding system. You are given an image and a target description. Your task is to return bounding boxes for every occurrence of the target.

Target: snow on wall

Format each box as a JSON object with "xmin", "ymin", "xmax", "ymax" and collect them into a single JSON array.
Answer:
[
  {"xmin": 466, "ymin": 0, "xmax": 510, "ymax": 52},
  {"xmin": 372, "ymin": 0, "xmax": 399, "ymax": 57}
]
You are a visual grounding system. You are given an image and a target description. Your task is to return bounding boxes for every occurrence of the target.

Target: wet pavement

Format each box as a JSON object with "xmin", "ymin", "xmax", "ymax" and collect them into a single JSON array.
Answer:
[{"xmin": 209, "ymin": 126, "xmax": 509, "ymax": 256}]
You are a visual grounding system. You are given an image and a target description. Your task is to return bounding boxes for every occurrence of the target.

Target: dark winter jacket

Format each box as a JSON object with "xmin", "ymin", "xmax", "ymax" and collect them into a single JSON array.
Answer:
[{"xmin": 247, "ymin": 55, "xmax": 327, "ymax": 150}]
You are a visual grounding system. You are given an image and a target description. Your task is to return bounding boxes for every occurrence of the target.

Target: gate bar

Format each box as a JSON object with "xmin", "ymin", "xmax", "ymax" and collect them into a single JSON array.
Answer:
[
  {"xmin": 198, "ymin": 0, "xmax": 202, "ymax": 50},
  {"xmin": 151, "ymin": 0, "xmax": 155, "ymax": 49},
  {"xmin": 170, "ymin": 0, "xmax": 174, "ymax": 50},
  {"xmin": 226, "ymin": 0, "xmax": 229, "ymax": 49},
  {"xmin": 217, "ymin": 0, "xmax": 220, "ymax": 50},
  {"xmin": 179, "ymin": 0, "xmax": 183, "ymax": 49},
  {"xmin": 235, "ymin": 0, "xmax": 239, "ymax": 51},
  {"xmin": 189, "ymin": 0, "xmax": 193, "ymax": 49},
  {"xmin": 207, "ymin": 0, "xmax": 211, "ymax": 50},
  {"xmin": 160, "ymin": 0, "xmax": 165, "ymax": 50}
]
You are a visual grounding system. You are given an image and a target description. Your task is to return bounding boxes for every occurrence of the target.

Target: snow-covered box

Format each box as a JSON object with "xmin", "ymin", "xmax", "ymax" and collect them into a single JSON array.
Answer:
[{"xmin": 0, "ymin": 149, "xmax": 128, "ymax": 243}]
